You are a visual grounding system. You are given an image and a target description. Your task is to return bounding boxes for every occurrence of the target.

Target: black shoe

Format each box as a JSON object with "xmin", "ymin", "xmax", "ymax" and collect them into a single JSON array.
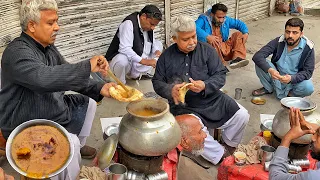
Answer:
[
  {"xmin": 226, "ymin": 66, "xmax": 230, "ymax": 73},
  {"xmin": 229, "ymin": 57, "xmax": 249, "ymax": 69},
  {"xmin": 140, "ymin": 73, "xmax": 154, "ymax": 80}
]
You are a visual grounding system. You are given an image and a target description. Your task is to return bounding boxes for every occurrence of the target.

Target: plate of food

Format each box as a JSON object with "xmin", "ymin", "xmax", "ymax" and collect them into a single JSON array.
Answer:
[{"xmin": 6, "ymin": 119, "xmax": 74, "ymax": 179}]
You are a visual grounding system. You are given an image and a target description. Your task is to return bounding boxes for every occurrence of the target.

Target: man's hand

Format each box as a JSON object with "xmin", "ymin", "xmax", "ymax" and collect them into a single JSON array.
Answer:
[
  {"xmin": 280, "ymin": 74, "xmax": 291, "ymax": 84},
  {"xmin": 243, "ymin": 33, "xmax": 249, "ymax": 43},
  {"xmin": 0, "ymin": 168, "xmax": 14, "ymax": 180},
  {"xmin": 268, "ymin": 68, "xmax": 282, "ymax": 80},
  {"xmin": 90, "ymin": 55, "xmax": 109, "ymax": 73},
  {"xmin": 206, "ymin": 35, "xmax": 221, "ymax": 46},
  {"xmin": 172, "ymin": 83, "xmax": 186, "ymax": 105},
  {"xmin": 100, "ymin": 82, "xmax": 117, "ymax": 98},
  {"xmin": 281, "ymin": 108, "xmax": 316, "ymax": 147},
  {"xmin": 188, "ymin": 78, "xmax": 205, "ymax": 93},
  {"xmin": 140, "ymin": 59, "xmax": 157, "ymax": 68},
  {"xmin": 154, "ymin": 50, "xmax": 161, "ymax": 58}
]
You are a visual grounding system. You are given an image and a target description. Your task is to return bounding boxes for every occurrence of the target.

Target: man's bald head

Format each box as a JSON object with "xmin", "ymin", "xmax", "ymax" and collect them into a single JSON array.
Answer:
[
  {"xmin": 175, "ymin": 114, "xmax": 207, "ymax": 154},
  {"xmin": 175, "ymin": 114, "xmax": 201, "ymax": 135}
]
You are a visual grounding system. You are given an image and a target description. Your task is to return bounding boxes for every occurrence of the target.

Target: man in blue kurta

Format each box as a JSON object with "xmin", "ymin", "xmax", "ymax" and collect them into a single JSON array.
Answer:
[{"xmin": 252, "ymin": 18, "xmax": 314, "ymax": 99}]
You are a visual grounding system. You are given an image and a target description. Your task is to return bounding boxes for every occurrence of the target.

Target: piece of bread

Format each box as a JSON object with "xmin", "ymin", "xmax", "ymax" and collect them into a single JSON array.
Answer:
[
  {"xmin": 109, "ymin": 85, "xmax": 143, "ymax": 102},
  {"xmin": 178, "ymin": 83, "xmax": 194, "ymax": 103}
]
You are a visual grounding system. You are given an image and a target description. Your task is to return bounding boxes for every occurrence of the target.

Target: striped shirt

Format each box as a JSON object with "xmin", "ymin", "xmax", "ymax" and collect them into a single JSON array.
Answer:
[{"xmin": 0, "ymin": 32, "xmax": 104, "ymax": 139}]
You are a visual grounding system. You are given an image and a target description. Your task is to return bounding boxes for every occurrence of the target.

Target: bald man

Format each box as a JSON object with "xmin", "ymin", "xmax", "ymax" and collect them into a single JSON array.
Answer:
[{"xmin": 172, "ymin": 114, "xmax": 214, "ymax": 180}]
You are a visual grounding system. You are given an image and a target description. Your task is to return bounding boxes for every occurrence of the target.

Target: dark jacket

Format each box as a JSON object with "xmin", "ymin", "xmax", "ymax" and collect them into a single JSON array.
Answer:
[
  {"xmin": 252, "ymin": 35, "xmax": 315, "ymax": 84},
  {"xmin": 105, "ymin": 12, "xmax": 153, "ymax": 61}
]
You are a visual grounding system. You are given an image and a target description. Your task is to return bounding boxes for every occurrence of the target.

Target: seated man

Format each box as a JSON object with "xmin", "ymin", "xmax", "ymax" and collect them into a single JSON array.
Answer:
[
  {"xmin": 173, "ymin": 114, "xmax": 213, "ymax": 180},
  {"xmin": 269, "ymin": 108, "xmax": 320, "ymax": 180},
  {"xmin": 105, "ymin": 5, "xmax": 163, "ymax": 84},
  {"xmin": 0, "ymin": 0, "xmax": 116, "ymax": 179},
  {"xmin": 152, "ymin": 15, "xmax": 249, "ymax": 165},
  {"xmin": 195, "ymin": 3, "xmax": 249, "ymax": 69},
  {"xmin": 252, "ymin": 18, "xmax": 314, "ymax": 99}
]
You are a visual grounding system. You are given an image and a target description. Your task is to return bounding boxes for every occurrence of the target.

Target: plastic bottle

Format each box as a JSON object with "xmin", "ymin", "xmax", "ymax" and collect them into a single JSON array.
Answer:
[{"xmin": 263, "ymin": 131, "xmax": 272, "ymax": 145}]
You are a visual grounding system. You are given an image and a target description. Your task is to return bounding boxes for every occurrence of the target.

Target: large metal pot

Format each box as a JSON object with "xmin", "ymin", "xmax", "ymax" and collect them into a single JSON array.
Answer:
[
  {"xmin": 6, "ymin": 119, "xmax": 75, "ymax": 179},
  {"xmin": 118, "ymin": 99, "xmax": 181, "ymax": 156},
  {"xmin": 272, "ymin": 97, "xmax": 320, "ymax": 144}
]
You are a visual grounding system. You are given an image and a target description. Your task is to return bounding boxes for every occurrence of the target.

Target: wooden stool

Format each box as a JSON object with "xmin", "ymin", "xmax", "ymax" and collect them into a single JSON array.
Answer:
[
  {"xmin": 0, "ymin": 129, "xmax": 6, "ymax": 157},
  {"xmin": 213, "ymin": 129, "xmax": 222, "ymax": 141}
]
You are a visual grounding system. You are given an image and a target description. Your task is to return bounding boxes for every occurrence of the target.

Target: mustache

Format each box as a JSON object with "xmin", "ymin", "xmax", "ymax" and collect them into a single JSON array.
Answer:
[
  {"xmin": 51, "ymin": 31, "xmax": 59, "ymax": 37},
  {"xmin": 187, "ymin": 44, "xmax": 196, "ymax": 49}
]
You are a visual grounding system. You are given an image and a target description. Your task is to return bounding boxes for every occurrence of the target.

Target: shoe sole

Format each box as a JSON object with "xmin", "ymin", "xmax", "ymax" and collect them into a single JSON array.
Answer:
[{"xmin": 229, "ymin": 60, "xmax": 249, "ymax": 69}]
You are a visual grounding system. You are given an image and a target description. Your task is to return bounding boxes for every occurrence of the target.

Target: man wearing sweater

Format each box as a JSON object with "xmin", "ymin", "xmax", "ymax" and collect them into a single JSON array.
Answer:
[{"xmin": 252, "ymin": 18, "xmax": 314, "ymax": 99}]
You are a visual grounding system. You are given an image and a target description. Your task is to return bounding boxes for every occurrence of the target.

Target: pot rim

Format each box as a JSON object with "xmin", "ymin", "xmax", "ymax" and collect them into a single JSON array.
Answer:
[{"xmin": 126, "ymin": 99, "xmax": 169, "ymax": 119}]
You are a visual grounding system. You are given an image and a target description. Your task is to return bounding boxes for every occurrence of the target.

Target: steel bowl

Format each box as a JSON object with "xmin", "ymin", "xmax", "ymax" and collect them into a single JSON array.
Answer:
[
  {"xmin": 260, "ymin": 118, "xmax": 273, "ymax": 131},
  {"xmin": 6, "ymin": 119, "xmax": 75, "ymax": 179},
  {"xmin": 281, "ymin": 97, "xmax": 316, "ymax": 111},
  {"xmin": 103, "ymin": 123, "xmax": 119, "ymax": 140}
]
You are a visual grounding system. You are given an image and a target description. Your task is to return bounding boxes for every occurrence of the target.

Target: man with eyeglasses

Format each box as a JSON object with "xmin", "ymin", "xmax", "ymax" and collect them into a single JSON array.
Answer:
[
  {"xmin": 195, "ymin": 3, "xmax": 249, "ymax": 70},
  {"xmin": 105, "ymin": 5, "xmax": 163, "ymax": 84},
  {"xmin": 252, "ymin": 18, "xmax": 314, "ymax": 99}
]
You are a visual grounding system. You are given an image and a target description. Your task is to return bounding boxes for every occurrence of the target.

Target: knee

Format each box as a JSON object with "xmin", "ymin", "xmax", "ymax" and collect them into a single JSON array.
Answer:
[
  {"xmin": 255, "ymin": 64, "xmax": 266, "ymax": 76},
  {"xmin": 304, "ymin": 83, "xmax": 314, "ymax": 96},
  {"xmin": 233, "ymin": 32, "xmax": 243, "ymax": 37},
  {"xmin": 88, "ymin": 98, "xmax": 97, "ymax": 110},
  {"xmin": 112, "ymin": 55, "xmax": 129, "ymax": 69},
  {"xmin": 237, "ymin": 107, "xmax": 250, "ymax": 125},
  {"xmin": 294, "ymin": 81, "xmax": 314, "ymax": 96}
]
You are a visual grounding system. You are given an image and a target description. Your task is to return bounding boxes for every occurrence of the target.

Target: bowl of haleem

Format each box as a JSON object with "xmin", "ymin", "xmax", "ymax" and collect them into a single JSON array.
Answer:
[{"xmin": 6, "ymin": 119, "xmax": 74, "ymax": 179}]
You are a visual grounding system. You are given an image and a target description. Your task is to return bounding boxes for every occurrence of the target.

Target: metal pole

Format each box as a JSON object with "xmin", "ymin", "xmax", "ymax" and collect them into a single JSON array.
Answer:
[
  {"xmin": 165, "ymin": 0, "xmax": 171, "ymax": 47},
  {"xmin": 236, "ymin": 0, "xmax": 240, "ymax": 19}
]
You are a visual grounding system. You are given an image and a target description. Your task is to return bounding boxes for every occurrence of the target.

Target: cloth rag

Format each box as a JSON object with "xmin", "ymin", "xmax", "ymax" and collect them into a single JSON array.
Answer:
[
  {"xmin": 78, "ymin": 166, "xmax": 106, "ymax": 180},
  {"xmin": 236, "ymin": 136, "xmax": 267, "ymax": 164}
]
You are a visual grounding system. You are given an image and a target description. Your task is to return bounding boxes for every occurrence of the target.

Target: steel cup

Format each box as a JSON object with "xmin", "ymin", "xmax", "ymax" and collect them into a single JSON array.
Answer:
[
  {"xmin": 261, "ymin": 145, "xmax": 276, "ymax": 166},
  {"xmin": 235, "ymin": 88, "xmax": 242, "ymax": 100},
  {"xmin": 107, "ymin": 163, "xmax": 127, "ymax": 180}
]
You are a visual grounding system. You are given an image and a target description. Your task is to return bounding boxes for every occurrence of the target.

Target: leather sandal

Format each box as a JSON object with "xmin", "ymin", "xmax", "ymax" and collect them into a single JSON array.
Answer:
[
  {"xmin": 252, "ymin": 87, "xmax": 272, "ymax": 96},
  {"xmin": 80, "ymin": 145, "xmax": 97, "ymax": 159}
]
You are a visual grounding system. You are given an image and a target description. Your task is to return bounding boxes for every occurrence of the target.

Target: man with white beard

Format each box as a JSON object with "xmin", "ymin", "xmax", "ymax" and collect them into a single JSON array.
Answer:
[{"xmin": 173, "ymin": 114, "xmax": 212, "ymax": 180}]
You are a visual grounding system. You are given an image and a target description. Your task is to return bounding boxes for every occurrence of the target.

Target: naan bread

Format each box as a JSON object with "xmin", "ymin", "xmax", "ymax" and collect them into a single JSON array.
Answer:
[
  {"xmin": 109, "ymin": 85, "xmax": 143, "ymax": 102},
  {"xmin": 178, "ymin": 83, "xmax": 194, "ymax": 103}
]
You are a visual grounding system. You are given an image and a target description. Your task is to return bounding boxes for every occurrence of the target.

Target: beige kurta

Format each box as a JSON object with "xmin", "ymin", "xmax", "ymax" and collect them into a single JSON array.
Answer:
[{"xmin": 177, "ymin": 152, "xmax": 214, "ymax": 180}]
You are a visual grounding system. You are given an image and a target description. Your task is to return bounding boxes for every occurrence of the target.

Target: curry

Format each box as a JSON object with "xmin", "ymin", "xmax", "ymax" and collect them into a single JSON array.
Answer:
[
  {"xmin": 134, "ymin": 108, "xmax": 161, "ymax": 116},
  {"xmin": 11, "ymin": 125, "xmax": 70, "ymax": 178}
]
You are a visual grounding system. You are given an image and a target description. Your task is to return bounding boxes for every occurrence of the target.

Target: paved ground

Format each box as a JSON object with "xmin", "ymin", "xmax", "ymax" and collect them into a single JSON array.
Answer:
[{"xmin": 1, "ymin": 14, "xmax": 320, "ymax": 179}]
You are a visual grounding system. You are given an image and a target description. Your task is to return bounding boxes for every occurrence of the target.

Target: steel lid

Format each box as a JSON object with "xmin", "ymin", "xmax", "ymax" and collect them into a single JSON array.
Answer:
[
  {"xmin": 280, "ymin": 97, "xmax": 316, "ymax": 111},
  {"xmin": 98, "ymin": 134, "xmax": 118, "ymax": 170}
]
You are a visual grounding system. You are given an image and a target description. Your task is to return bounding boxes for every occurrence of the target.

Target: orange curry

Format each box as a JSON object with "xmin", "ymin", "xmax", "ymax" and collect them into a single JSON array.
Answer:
[{"xmin": 11, "ymin": 125, "xmax": 70, "ymax": 178}]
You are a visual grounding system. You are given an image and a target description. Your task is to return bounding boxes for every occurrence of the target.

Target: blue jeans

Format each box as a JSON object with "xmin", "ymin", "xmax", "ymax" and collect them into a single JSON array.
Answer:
[{"xmin": 255, "ymin": 61, "xmax": 314, "ymax": 99}]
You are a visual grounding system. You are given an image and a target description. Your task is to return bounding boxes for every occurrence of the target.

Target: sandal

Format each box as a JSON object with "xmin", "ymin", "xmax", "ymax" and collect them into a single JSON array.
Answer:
[
  {"xmin": 80, "ymin": 145, "xmax": 97, "ymax": 159},
  {"xmin": 252, "ymin": 87, "xmax": 272, "ymax": 96}
]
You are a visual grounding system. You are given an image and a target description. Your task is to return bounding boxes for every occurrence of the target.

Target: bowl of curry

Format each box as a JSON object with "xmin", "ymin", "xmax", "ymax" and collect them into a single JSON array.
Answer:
[{"xmin": 6, "ymin": 119, "xmax": 74, "ymax": 179}]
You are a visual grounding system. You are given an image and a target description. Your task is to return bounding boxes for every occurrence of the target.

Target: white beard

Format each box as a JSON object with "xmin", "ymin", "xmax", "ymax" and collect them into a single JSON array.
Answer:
[{"xmin": 191, "ymin": 148, "xmax": 204, "ymax": 156}]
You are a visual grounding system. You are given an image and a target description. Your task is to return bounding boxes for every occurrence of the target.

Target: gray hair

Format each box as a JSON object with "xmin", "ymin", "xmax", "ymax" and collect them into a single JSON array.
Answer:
[
  {"xmin": 171, "ymin": 15, "xmax": 196, "ymax": 37},
  {"xmin": 20, "ymin": 0, "xmax": 58, "ymax": 31},
  {"xmin": 178, "ymin": 122, "xmax": 190, "ymax": 138}
]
